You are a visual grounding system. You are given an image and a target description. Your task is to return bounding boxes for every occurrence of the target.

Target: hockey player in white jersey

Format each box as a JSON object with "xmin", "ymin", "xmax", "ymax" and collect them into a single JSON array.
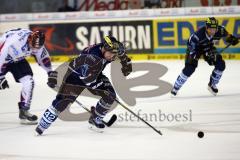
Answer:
[{"xmin": 0, "ymin": 28, "xmax": 57, "ymax": 124}]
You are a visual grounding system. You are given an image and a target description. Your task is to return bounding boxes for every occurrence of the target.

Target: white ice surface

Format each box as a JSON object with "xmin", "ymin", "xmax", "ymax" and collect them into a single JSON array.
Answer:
[{"xmin": 0, "ymin": 60, "xmax": 240, "ymax": 160}]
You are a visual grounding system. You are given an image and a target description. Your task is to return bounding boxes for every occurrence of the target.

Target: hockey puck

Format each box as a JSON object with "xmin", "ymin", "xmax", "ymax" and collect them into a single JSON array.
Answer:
[{"xmin": 197, "ymin": 131, "xmax": 204, "ymax": 138}]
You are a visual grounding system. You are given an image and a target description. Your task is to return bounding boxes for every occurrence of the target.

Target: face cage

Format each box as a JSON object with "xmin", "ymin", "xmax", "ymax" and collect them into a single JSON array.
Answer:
[
  {"xmin": 103, "ymin": 43, "xmax": 119, "ymax": 53},
  {"xmin": 32, "ymin": 42, "xmax": 41, "ymax": 49},
  {"xmin": 206, "ymin": 26, "xmax": 218, "ymax": 32},
  {"xmin": 31, "ymin": 32, "xmax": 45, "ymax": 49}
]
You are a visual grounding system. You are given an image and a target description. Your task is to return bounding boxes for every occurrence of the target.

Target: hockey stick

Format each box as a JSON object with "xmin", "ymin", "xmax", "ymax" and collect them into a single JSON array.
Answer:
[
  {"xmin": 54, "ymin": 85, "xmax": 117, "ymax": 127},
  {"xmin": 218, "ymin": 37, "xmax": 240, "ymax": 54},
  {"xmin": 218, "ymin": 43, "xmax": 231, "ymax": 54},
  {"xmin": 113, "ymin": 98, "xmax": 162, "ymax": 136}
]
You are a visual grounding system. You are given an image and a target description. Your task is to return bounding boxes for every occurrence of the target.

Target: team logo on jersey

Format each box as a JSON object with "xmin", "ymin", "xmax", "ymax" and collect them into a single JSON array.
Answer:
[
  {"xmin": 21, "ymin": 43, "xmax": 29, "ymax": 52},
  {"xmin": 80, "ymin": 64, "xmax": 89, "ymax": 77}
]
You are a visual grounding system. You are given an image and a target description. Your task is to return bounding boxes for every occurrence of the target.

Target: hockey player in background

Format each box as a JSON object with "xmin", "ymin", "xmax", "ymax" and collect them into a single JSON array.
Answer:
[
  {"xmin": 0, "ymin": 28, "xmax": 57, "ymax": 124},
  {"xmin": 171, "ymin": 17, "xmax": 239, "ymax": 96},
  {"xmin": 35, "ymin": 36, "xmax": 132, "ymax": 135}
]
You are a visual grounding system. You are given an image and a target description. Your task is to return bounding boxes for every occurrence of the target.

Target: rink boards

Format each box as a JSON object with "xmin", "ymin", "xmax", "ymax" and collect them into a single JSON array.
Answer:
[{"xmin": 1, "ymin": 14, "xmax": 240, "ymax": 60}]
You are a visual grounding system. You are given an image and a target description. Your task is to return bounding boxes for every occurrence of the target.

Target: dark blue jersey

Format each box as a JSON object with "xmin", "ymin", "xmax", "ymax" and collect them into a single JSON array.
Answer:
[
  {"xmin": 66, "ymin": 43, "xmax": 112, "ymax": 85},
  {"xmin": 187, "ymin": 26, "xmax": 228, "ymax": 58}
]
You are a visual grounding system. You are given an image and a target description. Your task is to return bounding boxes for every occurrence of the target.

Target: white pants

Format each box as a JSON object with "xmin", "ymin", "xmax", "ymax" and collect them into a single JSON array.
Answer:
[{"xmin": 18, "ymin": 75, "xmax": 35, "ymax": 107}]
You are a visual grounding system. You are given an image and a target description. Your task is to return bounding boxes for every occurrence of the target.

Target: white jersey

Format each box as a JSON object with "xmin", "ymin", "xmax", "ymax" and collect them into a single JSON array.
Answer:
[{"xmin": 0, "ymin": 28, "xmax": 52, "ymax": 77}]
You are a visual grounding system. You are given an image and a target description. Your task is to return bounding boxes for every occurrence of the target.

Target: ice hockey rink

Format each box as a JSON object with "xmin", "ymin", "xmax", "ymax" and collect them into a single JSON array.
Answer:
[{"xmin": 0, "ymin": 60, "xmax": 240, "ymax": 160}]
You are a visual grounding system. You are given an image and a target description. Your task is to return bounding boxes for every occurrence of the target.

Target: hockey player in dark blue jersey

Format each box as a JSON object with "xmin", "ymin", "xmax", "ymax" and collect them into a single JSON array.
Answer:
[
  {"xmin": 171, "ymin": 17, "xmax": 239, "ymax": 96},
  {"xmin": 35, "ymin": 36, "xmax": 132, "ymax": 135}
]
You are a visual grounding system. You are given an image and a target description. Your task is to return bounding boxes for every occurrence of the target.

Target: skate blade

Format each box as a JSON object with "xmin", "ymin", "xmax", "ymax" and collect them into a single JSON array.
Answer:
[
  {"xmin": 207, "ymin": 86, "xmax": 217, "ymax": 96},
  {"xmin": 88, "ymin": 124, "xmax": 104, "ymax": 133},
  {"xmin": 34, "ymin": 127, "xmax": 43, "ymax": 136},
  {"xmin": 34, "ymin": 131, "xmax": 42, "ymax": 136},
  {"xmin": 20, "ymin": 119, "xmax": 38, "ymax": 125},
  {"xmin": 170, "ymin": 93, "xmax": 177, "ymax": 98}
]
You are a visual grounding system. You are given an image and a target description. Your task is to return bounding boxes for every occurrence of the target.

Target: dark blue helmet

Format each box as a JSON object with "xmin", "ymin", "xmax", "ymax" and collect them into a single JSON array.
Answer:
[
  {"xmin": 206, "ymin": 17, "xmax": 218, "ymax": 29},
  {"xmin": 103, "ymin": 36, "xmax": 119, "ymax": 53}
]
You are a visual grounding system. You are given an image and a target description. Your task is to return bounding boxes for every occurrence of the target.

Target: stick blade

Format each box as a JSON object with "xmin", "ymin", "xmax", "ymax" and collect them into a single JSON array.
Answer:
[{"xmin": 104, "ymin": 114, "xmax": 117, "ymax": 127}]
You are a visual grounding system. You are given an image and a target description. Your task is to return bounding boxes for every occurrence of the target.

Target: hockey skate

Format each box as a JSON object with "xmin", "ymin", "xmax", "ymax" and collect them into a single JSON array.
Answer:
[
  {"xmin": 35, "ymin": 125, "xmax": 44, "ymax": 136},
  {"xmin": 18, "ymin": 103, "xmax": 38, "ymax": 125},
  {"xmin": 170, "ymin": 88, "xmax": 178, "ymax": 96},
  {"xmin": 19, "ymin": 109, "xmax": 38, "ymax": 124},
  {"xmin": 88, "ymin": 106, "xmax": 105, "ymax": 133},
  {"xmin": 208, "ymin": 83, "xmax": 218, "ymax": 96}
]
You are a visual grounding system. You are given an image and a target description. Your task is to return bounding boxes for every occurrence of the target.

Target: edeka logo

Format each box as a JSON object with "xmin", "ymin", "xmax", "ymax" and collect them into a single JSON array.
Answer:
[{"xmin": 57, "ymin": 62, "xmax": 172, "ymax": 121}]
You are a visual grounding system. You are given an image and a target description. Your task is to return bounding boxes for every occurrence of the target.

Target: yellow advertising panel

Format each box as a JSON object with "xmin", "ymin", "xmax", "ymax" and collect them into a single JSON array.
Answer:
[{"xmin": 153, "ymin": 16, "xmax": 240, "ymax": 55}]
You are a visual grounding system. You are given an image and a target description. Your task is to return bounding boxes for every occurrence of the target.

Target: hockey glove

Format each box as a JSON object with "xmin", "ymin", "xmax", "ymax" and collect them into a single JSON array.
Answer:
[
  {"xmin": 0, "ymin": 77, "xmax": 9, "ymax": 90},
  {"xmin": 47, "ymin": 71, "xmax": 58, "ymax": 88},
  {"xmin": 117, "ymin": 42, "xmax": 126, "ymax": 57},
  {"xmin": 226, "ymin": 34, "xmax": 239, "ymax": 46},
  {"xmin": 120, "ymin": 56, "xmax": 132, "ymax": 76},
  {"xmin": 205, "ymin": 49, "xmax": 217, "ymax": 66}
]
